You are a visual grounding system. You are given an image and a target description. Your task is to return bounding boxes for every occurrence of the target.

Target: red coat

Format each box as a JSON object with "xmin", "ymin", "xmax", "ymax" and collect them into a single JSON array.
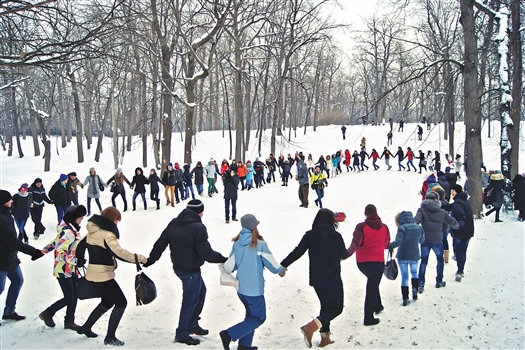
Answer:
[
  {"xmin": 406, "ymin": 149, "xmax": 414, "ymax": 160},
  {"xmin": 344, "ymin": 150, "xmax": 351, "ymax": 166},
  {"xmin": 348, "ymin": 214, "xmax": 390, "ymax": 263},
  {"xmin": 370, "ymin": 151, "xmax": 380, "ymax": 160}
]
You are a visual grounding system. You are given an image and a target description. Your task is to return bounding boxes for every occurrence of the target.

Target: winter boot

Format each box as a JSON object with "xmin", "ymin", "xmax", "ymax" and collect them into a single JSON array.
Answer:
[
  {"xmin": 77, "ymin": 304, "xmax": 110, "ymax": 338},
  {"xmin": 444, "ymin": 250, "xmax": 450, "ymax": 263},
  {"xmin": 411, "ymin": 278, "xmax": 419, "ymax": 300},
  {"xmin": 144, "ymin": 202, "xmax": 147, "ymax": 210},
  {"xmin": 132, "ymin": 203, "xmax": 136, "ymax": 211},
  {"xmin": 104, "ymin": 307, "xmax": 126, "ymax": 346},
  {"xmin": 300, "ymin": 318, "xmax": 322, "ymax": 348},
  {"xmin": 319, "ymin": 332, "xmax": 335, "ymax": 347},
  {"xmin": 156, "ymin": 199, "xmax": 160, "ymax": 210},
  {"xmin": 418, "ymin": 282, "xmax": 425, "ymax": 294},
  {"xmin": 401, "ymin": 286, "xmax": 410, "ymax": 306},
  {"xmin": 39, "ymin": 311, "xmax": 56, "ymax": 328}
]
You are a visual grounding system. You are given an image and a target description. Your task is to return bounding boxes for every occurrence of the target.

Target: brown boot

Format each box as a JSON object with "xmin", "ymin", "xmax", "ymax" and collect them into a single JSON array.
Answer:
[
  {"xmin": 444, "ymin": 250, "xmax": 450, "ymax": 263},
  {"xmin": 300, "ymin": 318, "xmax": 321, "ymax": 348},
  {"xmin": 319, "ymin": 332, "xmax": 334, "ymax": 347}
]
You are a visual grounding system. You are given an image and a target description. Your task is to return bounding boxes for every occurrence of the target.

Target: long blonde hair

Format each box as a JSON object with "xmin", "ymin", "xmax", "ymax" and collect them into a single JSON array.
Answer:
[{"xmin": 232, "ymin": 227, "xmax": 264, "ymax": 248}]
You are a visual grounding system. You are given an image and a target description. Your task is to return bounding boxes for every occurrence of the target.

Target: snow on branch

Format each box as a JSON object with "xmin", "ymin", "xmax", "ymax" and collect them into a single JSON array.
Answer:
[
  {"xmin": 30, "ymin": 99, "xmax": 50, "ymax": 118},
  {"xmin": 159, "ymin": 81, "xmax": 197, "ymax": 108},
  {"xmin": 0, "ymin": 77, "xmax": 29, "ymax": 91}
]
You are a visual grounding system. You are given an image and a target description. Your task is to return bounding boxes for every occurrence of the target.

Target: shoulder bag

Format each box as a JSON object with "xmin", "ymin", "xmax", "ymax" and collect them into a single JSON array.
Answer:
[
  {"xmin": 384, "ymin": 249, "xmax": 398, "ymax": 281},
  {"xmin": 76, "ymin": 267, "xmax": 101, "ymax": 300},
  {"xmin": 135, "ymin": 254, "xmax": 157, "ymax": 305}
]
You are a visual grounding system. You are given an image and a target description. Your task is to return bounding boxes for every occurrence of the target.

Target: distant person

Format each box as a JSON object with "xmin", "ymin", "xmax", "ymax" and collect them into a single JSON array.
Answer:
[
  {"xmin": 310, "ymin": 165, "xmax": 328, "ymax": 208},
  {"xmin": 130, "ymin": 167, "xmax": 149, "ymax": 211},
  {"xmin": 148, "ymin": 168, "xmax": 164, "ymax": 210},
  {"xmin": 398, "ymin": 119, "xmax": 404, "ymax": 132},
  {"xmin": 144, "ymin": 199, "xmax": 227, "ymax": 345},
  {"xmin": 281, "ymin": 209, "xmax": 350, "ymax": 347},
  {"xmin": 11, "ymin": 183, "xmax": 32, "ymax": 244},
  {"xmin": 82, "ymin": 168, "xmax": 106, "ymax": 216},
  {"xmin": 484, "ymin": 171, "xmax": 504, "ymax": 223},
  {"xmin": 162, "ymin": 163, "xmax": 177, "ymax": 206},
  {"xmin": 394, "ymin": 147, "xmax": 406, "ymax": 171},
  {"xmin": 223, "ymin": 165, "xmax": 240, "ymax": 223},
  {"xmin": 388, "ymin": 117, "xmax": 393, "ymax": 131},
  {"xmin": 341, "ymin": 125, "xmax": 347, "ymax": 140},
  {"xmin": 107, "ymin": 168, "xmax": 131, "ymax": 212},
  {"xmin": 380, "ymin": 147, "xmax": 392, "ymax": 171},
  {"xmin": 387, "ymin": 131, "xmax": 393, "ymax": 146},
  {"xmin": 417, "ymin": 125, "xmax": 423, "ymax": 141},
  {"xmin": 296, "ymin": 156, "xmax": 309, "ymax": 208}
]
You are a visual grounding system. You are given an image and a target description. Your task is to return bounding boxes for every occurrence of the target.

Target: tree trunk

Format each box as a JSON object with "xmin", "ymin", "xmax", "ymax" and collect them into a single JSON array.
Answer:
[
  {"xmin": 509, "ymin": 0, "xmax": 522, "ymax": 178},
  {"xmin": 57, "ymin": 75, "xmax": 67, "ymax": 147},
  {"xmin": 95, "ymin": 96, "xmax": 110, "ymax": 162},
  {"xmin": 460, "ymin": 0, "xmax": 483, "ymax": 217},
  {"xmin": 68, "ymin": 66, "xmax": 84, "ymax": 163},
  {"xmin": 151, "ymin": 69, "xmax": 160, "ymax": 168},
  {"xmin": 11, "ymin": 86, "xmax": 24, "ymax": 158},
  {"xmin": 141, "ymin": 73, "xmax": 148, "ymax": 167}
]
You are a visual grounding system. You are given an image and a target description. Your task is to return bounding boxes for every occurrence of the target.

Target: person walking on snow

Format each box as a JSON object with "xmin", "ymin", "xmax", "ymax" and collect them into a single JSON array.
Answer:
[
  {"xmin": 148, "ymin": 169, "xmax": 164, "ymax": 210},
  {"xmin": 191, "ymin": 162, "xmax": 205, "ymax": 195},
  {"xmin": 130, "ymin": 167, "xmax": 149, "ymax": 211},
  {"xmin": 223, "ymin": 166, "xmax": 240, "ymax": 223},
  {"xmin": 388, "ymin": 211, "xmax": 425, "ymax": 306},
  {"xmin": 394, "ymin": 147, "xmax": 406, "ymax": 171},
  {"xmin": 28, "ymin": 178, "xmax": 52, "ymax": 240},
  {"xmin": 404, "ymin": 147, "xmax": 417, "ymax": 172},
  {"xmin": 449, "ymin": 185, "xmax": 474, "ymax": 282},
  {"xmin": 11, "ymin": 183, "xmax": 32, "ymax": 244},
  {"xmin": 341, "ymin": 125, "xmax": 347, "ymax": 140},
  {"xmin": 67, "ymin": 172, "xmax": 83, "ymax": 206},
  {"xmin": 344, "ymin": 149, "xmax": 353, "ymax": 172},
  {"xmin": 49, "ymin": 174, "xmax": 71, "ymax": 224},
  {"xmin": 359, "ymin": 148, "xmax": 370, "ymax": 171},
  {"xmin": 296, "ymin": 157, "xmax": 309, "ymax": 208},
  {"xmin": 417, "ymin": 125, "xmax": 423, "ymax": 141},
  {"xmin": 281, "ymin": 209, "xmax": 350, "ymax": 348},
  {"xmin": 219, "ymin": 214, "xmax": 285, "ymax": 350},
  {"xmin": 380, "ymin": 147, "xmax": 392, "ymax": 170},
  {"xmin": 144, "ymin": 200, "xmax": 227, "ymax": 346},
  {"xmin": 162, "ymin": 163, "xmax": 177, "ymax": 206},
  {"xmin": 107, "ymin": 168, "xmax": 131, "ymax": 212},
  {"xmin": 369, "ymin": 149, "xmax": 380, "ymax": 170},
  {"xmin": 82, "ymin": 168, "xmax": 106, "ymax": 216},
  {"xmin": 183, "ymin": 164, "xmax": 196, "ymax": 201},
  {"xmin": 310, "ymin": 165, "xmax": 328, "ymax": 209},
  {"xmin": 414, "ymin": 192, "xmax": 459, "ymax": 293}
]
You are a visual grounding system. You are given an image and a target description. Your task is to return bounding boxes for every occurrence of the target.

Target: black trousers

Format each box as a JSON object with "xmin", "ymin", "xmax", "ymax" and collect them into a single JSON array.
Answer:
[
  {"xmin": 357, "ymin": 262, "xmax": 384, "ymax": 323},
  {"xmin": 98, "ymin": 279, "xmax": 127, "ymax": 309},
  {"xmin": 111, "ymin": 192, "xmax": 127, "ymax": 210},
  {"xmin": 45, "ymin": 276, "xmax": 78, "ymax": 323},
  {"xmin": 30, "ymin": 206, "xmax": 45, "ymax": 236},
  {"xmin": 314, "ymin": 285, "xmax": 343, "ymax": 332}
]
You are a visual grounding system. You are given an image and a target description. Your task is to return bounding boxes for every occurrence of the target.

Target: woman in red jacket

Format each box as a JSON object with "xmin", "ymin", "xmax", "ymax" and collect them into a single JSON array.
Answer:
[{"xmin": 347, "ymin": 204, "xmax": 390, "ymax": 326}]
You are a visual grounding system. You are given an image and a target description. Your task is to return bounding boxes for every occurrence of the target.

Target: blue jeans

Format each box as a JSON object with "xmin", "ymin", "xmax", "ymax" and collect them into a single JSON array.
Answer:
[
  {"xmin": 225, "ymin": 198, "xmax": 237, "ymax": 220},
  {"xmin": 185, "ymin": 185, "xmax": 195, "ymax": 200},
  {"xmin": 398, "ymin": 160, "xmax": 405, "ymax": 170},
  {"xmin": 195, "ymin": 184, "xmax": 203, "ymax": 195},
  {"xmin": 71, "ymin": 198, "xmax": 79, "ymax": 206},
  {"xmin": 418, "ymin": 242, "xmax": 444, "ymax": 284},
  {"xmin": 398, "ymin": 260, "xmax": 419, "ymax": 287},
  {"xmin": 227, "ymin": 294, "xmax": 266, "ymax": 347},
  {"xmin": 315, "ymin": 188, "xmax": 324, "ymax": 208},
  {"xmin": 453, "ymin": 238, "xmax": 470, "ymax": 274},
  {"xmin": 132, "ymin": 192, "xmax": 147, "ymax": 208},
  {"xmin": 407, "ymin": 160, "xmax": 416, "ymax": 171},
  {"xmin": 0, "ymin": 265, "xmax": 24, "ymax": 315},
  {"xmin": 14, "ymin": 218, "xmax": 27, "ymax": 236},
  {"xmin": 56, "ymin": 205, "xmax": 69, "ymax": 223},
  {"xmin": 174, "ymin": 271, "xmax": 206, "ymax": 340},
  {"xmin": 442, "ymin": 230, "xmax": 450, "ymax": 250}
]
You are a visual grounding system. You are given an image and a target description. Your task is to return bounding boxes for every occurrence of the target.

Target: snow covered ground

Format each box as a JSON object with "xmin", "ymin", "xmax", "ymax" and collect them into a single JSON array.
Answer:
[{"xmin": 0, "ymin": 122, "xmax": 524, "ymax": 349}]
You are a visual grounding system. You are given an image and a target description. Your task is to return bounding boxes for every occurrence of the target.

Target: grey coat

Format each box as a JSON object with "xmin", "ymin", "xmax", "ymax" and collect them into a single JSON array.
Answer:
[
  {"xmin": 414, "ymin": 199, "xmax": 459, "ymax": 244},
  {"xmin": 389, "ymin": 211, "xmax": 425, "ymax": 261},
  {"xmin": 82, "ymin": 174, "xmax": 107, "ymax": 199}
]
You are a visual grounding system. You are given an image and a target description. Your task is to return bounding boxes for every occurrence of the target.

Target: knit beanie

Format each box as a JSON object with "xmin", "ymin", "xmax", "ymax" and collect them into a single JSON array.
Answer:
[
  {"xmin": 89, "ymin": 167, "xmax": 96, "ymax": 172},
  {"xmin": 68, "ymin": 172, "xmax": 77, "ymax": 177},
  {"xmin": 59, "ymin": 174, "xmax": 68, "ymax": 181},
  {"xmin": 425, "ymin": 191, "xmax": 439, "ymax": 200},
  {"xmin": 19, "ymin": 183, "xmax": 29, "ymax": 191},
  {"xmin": 240, "ymin": 214, "xmax": 260, "ymax": 231},
  {"xmin": 116, "ymin": 168, "xmax": 123, "ymax": 173},
  {"xmin": 168, "ymin": 162, "xmax": 173, "ymax": 167},
  {"xmin": 452, "ymin": 184, "xmax": 463, "ymax": 193},
  {"xmin": 63, "ymin": 205, "xmax": 87, "ymax": 224},
  {"xmin": 187, "ymin": 199, "xmax": 204, "ymax": 214},
  {"xmin": 34, "ymin": 178, "xmax": 42, "ymax": 184},
  {"xmin": 0, "ymin": 190, "xmax": 12, "ymax": 205}
]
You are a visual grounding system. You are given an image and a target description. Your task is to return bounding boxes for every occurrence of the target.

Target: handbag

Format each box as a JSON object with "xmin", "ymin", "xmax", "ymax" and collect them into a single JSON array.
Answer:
[
  {"xmin": 421, "ymin": 160, "xmax": 427, "ymax": 166},
  {"xmin": 98, "ymin": 176, "xmax": 105, "ymax": 192},
  {"xmin": 134, "ymin": 254, "xmax": 157, "ymax": 306},
  {"xmin": 76, "ymin": 267, "xmax": 101, "ymax": 300},
  {"xmin": 384, "ymin": 249, "xmax": 398, "ymax": 280},
  {"xmin": 110, "ymin": 184, "xmax": 117, "ymax": 193},
  {"xmin": 219, "ymin": 256, "xmax": 239, "ymax": 290}
]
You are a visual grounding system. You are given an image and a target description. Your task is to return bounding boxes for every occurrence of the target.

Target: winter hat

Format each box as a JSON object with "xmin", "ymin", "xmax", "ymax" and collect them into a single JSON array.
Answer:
[
  {"xmin": 116, "ymin": 168, "xmax": 123, "ymax": 173},
  {"xmin": 168, "ymin": 162, "xmax": 173, "ymax": 167},
  {"xmin": 425, "ymin": 191, "xmax": 439, "ymax": 200},
  {"xmin": 63, "ymin": 205, "xmax": 87, "ymax": 224},
  {"xmin": 0, "ymin": 190, "xmax": 12, "ymax": 205},
  {"xmin": 209, "ymin": 158, "xmax": 214, "ymax": 162},
  {"xmin": 197, "ymin": 161, "xmax": 202, "ymax": 166},
  {"xmin": 34, "ymin": 178, "xmax": 42, "ymax": 184},
  {"xmin": 241, "ymin": 214, "xmax": 260, "ymax": 231},
  {"xmin": 150, "ymin": 168, "xmax": 156, "ymax": 172},
  {"xmin": 59, "ymin": 174, "xmax": 68, "ymax": 182},
  {"xmin": 68, "ymin": 172, "xmax": 77, "ymax": 177},
  {"xmin": 452, "ymin": 184, "xmax": 463, "ymax": 193},
  {"xmin": 174, "ymin": 163, "xmax": 180, "ymax": 169},
  {"xmin": 19, "ymin": 183, "xmax": 29, "ymax": 191},
  {"xmin": 89, "ymin": 167, "xmax": 96, "ymax": 172},
  {"xmin": 187, "ymin": 199, "xmax": 204, "ymax": 214},
  {"xmin": 427, "ymin": 174, "xmax": 436, "ymax": 183}
]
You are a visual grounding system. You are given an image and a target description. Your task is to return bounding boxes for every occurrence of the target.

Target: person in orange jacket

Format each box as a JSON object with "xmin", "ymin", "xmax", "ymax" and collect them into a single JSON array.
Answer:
[{"xmin": 236, "ymin": 161, "xmax": 249, "ymax": 190}]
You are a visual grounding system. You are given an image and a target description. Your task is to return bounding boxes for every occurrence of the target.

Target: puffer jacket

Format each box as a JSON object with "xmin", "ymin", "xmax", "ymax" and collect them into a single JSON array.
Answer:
[
  {"xmin": 78, "ymin": 215, "xmax": 146, "ymax": 282},
  {"xmin": 29, "ymin": 183, "xmax": 51, "ymax": 207},
  {"xmin": 414, "ymin": 199, "xmax": 459, "ymax": 244},
  {"xmin": 450, "ymin": 192, "xmax": 475, "ymax": 239},
  {"xmin": 41, "ymin": 222, "xmax": 82, "ymax": 278},
  {"xmin": 388, "ymin": 211, "xmax": 425, "ymax": 260},
  {"xmin": 162, "ymin": 168, "xmax": 177, "ymax": 186},
  {"xmin": 11, "ymin": 192, "xmax": 32, "ymax": 220},
  {"xmin": 225, "ymin": 228, "xmax": 284, "ymax": 296},
  {"xmin": 348, "ymin": 213, "xmax": 390, "ymax": 262},
  {"xmin": 131, "ymin": 168, "xmax": 149, "ymax": 193},
  {"xmin": 485, "ymin": 173, "xmax": 504, "ymax": 208},
  {"xmin": 296, "ymin": 159, "xmax": 309, "ymax": 186},
  {"xmin": 204, "ymin": 163, "xmax": 217, "ymax": 179},
  {"xmin": 49, "ymin": 180, "xmax": 70, "ymax": 206}
]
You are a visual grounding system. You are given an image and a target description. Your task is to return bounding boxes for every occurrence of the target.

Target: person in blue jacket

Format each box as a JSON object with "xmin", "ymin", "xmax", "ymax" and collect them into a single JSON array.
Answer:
[{"xmin": 219, "ymin": 214, "xmax": 285, "ymax": 350}]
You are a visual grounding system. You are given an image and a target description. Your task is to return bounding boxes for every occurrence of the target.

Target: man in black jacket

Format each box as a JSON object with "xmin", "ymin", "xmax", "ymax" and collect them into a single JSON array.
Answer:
[
  {"xmin": 29, "ymin": 178, "xmax": 52, "ymax": 239},
  {"xmin": 144, "ymin": 199, "xmax": 227, "ymax": 345},
  {"xmin": 49, "ymin": 174, "xmax": 71, "ymax": 223},
  {"xmin": 0, "ymin": 190, "xmax": 43, "ymax": 323},
  {"xmin": 450, "ymin": 185, "xmax": 474, "ymax": 282}
]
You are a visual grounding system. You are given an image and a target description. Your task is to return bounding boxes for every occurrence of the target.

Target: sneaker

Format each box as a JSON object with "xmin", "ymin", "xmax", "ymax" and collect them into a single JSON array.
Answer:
[
  {"xmin": 190, "ymin": 325, "xmax": 209, "ymax": 336},
  {"xmin": 455, "ymin": 273, "xmax": 462, "ymax": 282},
  {"xmin": 39, "ymin": 312, "xmax": 55, "ymax": 327},
  {"xmin": 2, "ymin": 313, "xmax": 26, "ymax": 321},
  {"xmin": 104, "ymin": 337, "xmax": 125, "ymax": 346},
  {"xmin": 64, "ymin": 322, "xmax": 81, "ymax": 331},
  {"xmin": 435, "ymin": 281, "xmax": 447, "ymax": 288},
  {"xmin": 225, "ymin": 220, "xmax": 230, "ymax": 224},
  {"xmin": 232, "ymin": 218, "xmax": 238, "ymax": 222}
]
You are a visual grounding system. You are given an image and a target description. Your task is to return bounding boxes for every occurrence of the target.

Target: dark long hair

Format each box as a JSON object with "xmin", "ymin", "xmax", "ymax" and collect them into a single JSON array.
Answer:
[
  {"xmin": 312, "ymin": 208, "xmax": 338, "ymax": 230},
  {"xmin": 364, "ymin": 204, "xmax": 377, "ymax": 216}
]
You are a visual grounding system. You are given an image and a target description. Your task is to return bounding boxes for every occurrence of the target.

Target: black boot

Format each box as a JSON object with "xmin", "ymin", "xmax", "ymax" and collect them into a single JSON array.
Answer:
[
  {"xmin": 77, "ymin": 304, "xmax": 110, "ymax": 338},
  {"xmin": 132, "ymin": 203, "xmax": 136, "ymax": 211},
  {"xmin": 411, "ymin": 278, "xmax": 419, "ymax": 300},
  {"xmin": 104, "ymin": 307, "xmax": 125, "ymax": 346},
  {"xmin": 156, "ymin": 199, "xmax": 160, "ymax": 210},
  {"xmin": 401, "ymin": 286, "xmax": 410, "ymax": 306}
]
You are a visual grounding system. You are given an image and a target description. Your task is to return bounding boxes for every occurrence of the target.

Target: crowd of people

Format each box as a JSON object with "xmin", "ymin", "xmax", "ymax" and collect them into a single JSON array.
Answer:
[{"xmin": 1, "ymin": 132, "xmax": 524, "ymax": 348}]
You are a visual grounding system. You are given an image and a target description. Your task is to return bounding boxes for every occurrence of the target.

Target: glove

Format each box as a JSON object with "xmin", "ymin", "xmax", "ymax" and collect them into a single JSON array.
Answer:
[
  {"xmin": 31, "ymin": 250, "xmax": 44, "ymax": 261},
  {"xmin": 143, "ymin": 258, "xmax": 154, "ymax": 268},
  {"xmin": 311, "ymin": 185, "xmax": 314, "ymax": 190}
]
